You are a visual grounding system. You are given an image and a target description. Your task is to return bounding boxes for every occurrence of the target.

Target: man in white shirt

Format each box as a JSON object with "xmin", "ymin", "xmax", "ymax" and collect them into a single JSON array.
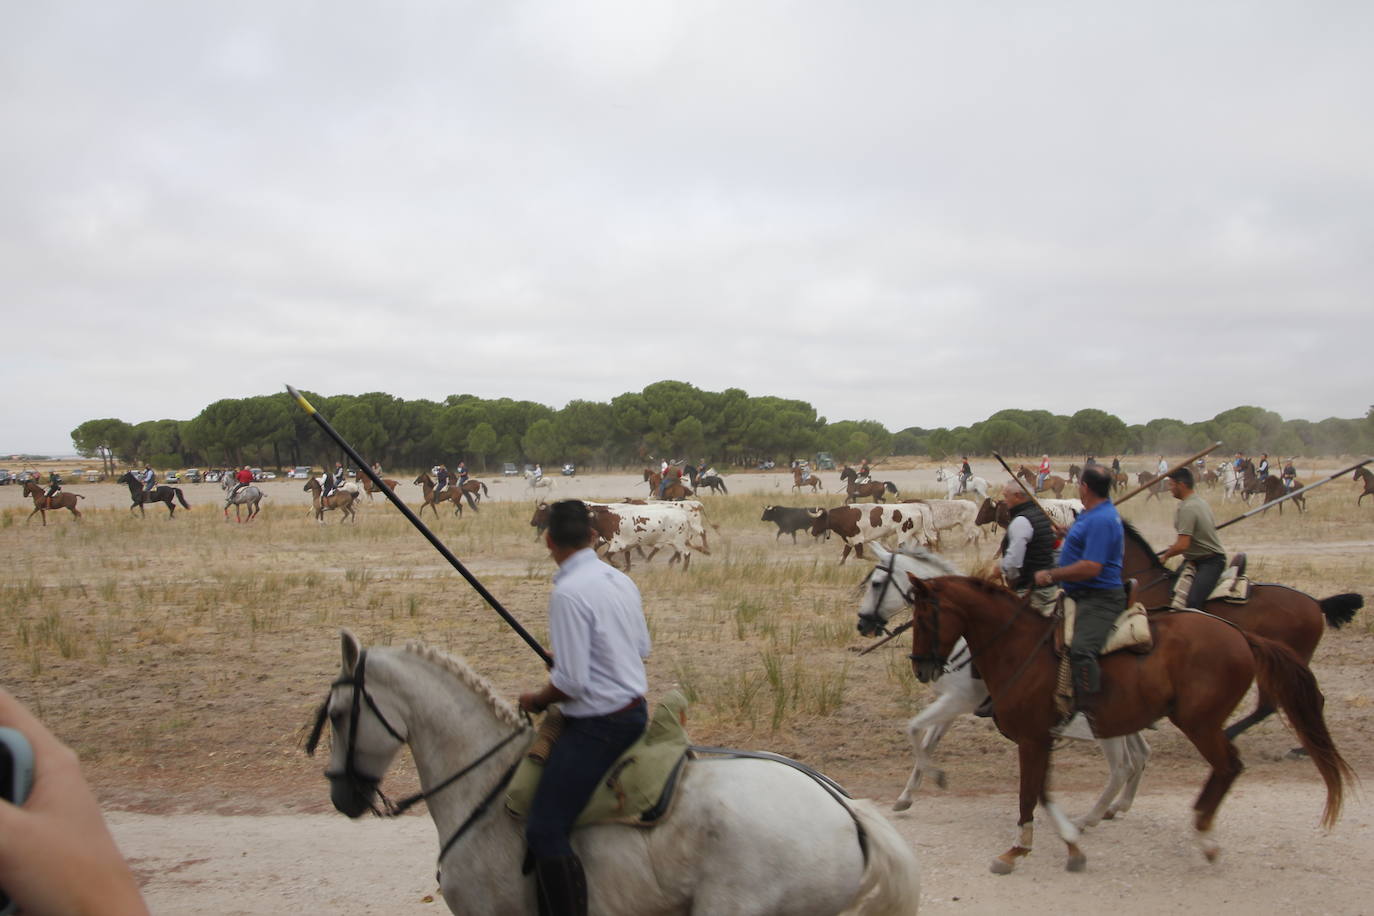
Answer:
[
  {"xmin": 999, "ymin": 482, "xmax": 1059, "ymax": 612},
  {"xmin": 519, "ymin": 500, "xmax": 651, "ymax": 916}
]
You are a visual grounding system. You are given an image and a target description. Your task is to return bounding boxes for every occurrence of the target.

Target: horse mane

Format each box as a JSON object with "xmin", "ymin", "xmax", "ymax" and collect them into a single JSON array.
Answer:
[
  {"xmin": 1120, "ymin": 520, "xmax": 1164, "ymax": 571},
  {"xmin": 401, "ymin": 641, "xmax": 524, "ymax": 729},
  {"xmin": 892, "ymin": 545, "xmax": 961, "ymax": 577}
]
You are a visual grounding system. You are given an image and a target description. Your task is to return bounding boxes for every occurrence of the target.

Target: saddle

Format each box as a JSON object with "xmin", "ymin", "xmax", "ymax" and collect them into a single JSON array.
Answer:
[
  {"xmin": 1052, "ymin": 589, "xmax": 1152, "ymax": 721},
  {"xmin": 1206, "ymin": 554, "xmax": 1251, "ymax": 604},
  {"xmin": 506, "ymin": 690, "xmax": 691, "ymax": 829}
]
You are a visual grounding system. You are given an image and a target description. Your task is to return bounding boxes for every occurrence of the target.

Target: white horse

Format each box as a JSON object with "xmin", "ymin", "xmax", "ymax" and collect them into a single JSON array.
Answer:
[
  {"xmin": 1220, "ymin": 462, "xmax": 1242, "ymax": 501},
  {"xmin": 220, "ymin": 475, "xmax": 264, "ymax": 522},
  {"xmin": 310, "ymin": 631, "xmax": 921, "ymax": 915},
  {"xmin": 525, "ymin": 470, "xmax": 555, "ymax": 494},
  {"xmin": 855, "ymin": 544, "xmax": 1150, "ymax": 829},
  {"xmin": 934, "ymin": 466, "xmax": 989, "ymax": 501}
]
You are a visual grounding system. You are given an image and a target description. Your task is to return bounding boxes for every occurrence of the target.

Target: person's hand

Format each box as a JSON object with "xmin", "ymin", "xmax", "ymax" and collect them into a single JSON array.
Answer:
[
  {"xmin": 518, "ymin": 691, "xmax": 548, "ymax": 714},
  {"xmin": 0, "ymin": 690, "xmax": 149, "ymax": 916},
  {"xmin": 1033, "ymin": 570, "xmax": 1054, "ymax": 587},
  {"xmin": 1051, "ymin": 522, "xmax": 1068, "ymax": 538}
]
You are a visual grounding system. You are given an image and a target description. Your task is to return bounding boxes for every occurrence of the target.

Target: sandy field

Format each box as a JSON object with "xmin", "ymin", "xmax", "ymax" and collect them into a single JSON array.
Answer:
[{"xmin": 3, "ymin": 457, "xmax": 1372, "ymax": 914}]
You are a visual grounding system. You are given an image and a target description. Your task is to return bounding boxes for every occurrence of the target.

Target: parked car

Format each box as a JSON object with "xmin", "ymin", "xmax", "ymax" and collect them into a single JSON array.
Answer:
[
  {"xmin": 0, "ymin": 470, "xmax": 11, "ymax": 485},
  {"xmin": 165, "ymin": 472, "xmax": 180, "ymax": 484},
  {"xmin": 84, "ymin": 470, "xmax": 103, "ymax": 482},
  {"xmin": 183, "ymin": 469, "xmax": 202, "ymax": 483},
  {"xmin": 260, "ymin": 470, "xmax": 277, "ymax": 480},
  {"xmin": 17, "ymin": 470, "xmax": 39, "ymax": 483},
  {"xmin": 287, "ymin": 466, "xmax": 313, "ymax": 480},
  {"xmin": 561, "ymin": 463, "xmax": 576, "ymax": 476},
  {"xmin": 204, "ymin": 470, "xmax": 223, "ymax": 483},
  {"xmin": 814, "ymin": 451, "xmax": 836, "ymax": 470},
  {"xmin": 502, "ymin": 463, "xmax": 518, "ymax": 476},
  {"xmin": 250, "ymin": 467, "xmax": 265, "ymax": 481}
]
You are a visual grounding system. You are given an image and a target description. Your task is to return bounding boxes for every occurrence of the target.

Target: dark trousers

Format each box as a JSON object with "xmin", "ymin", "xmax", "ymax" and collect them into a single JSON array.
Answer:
[
  {"xmin": 1068, "ymin": 587, "xmax": 1126, "ymax": 694},
  {"xmin": 1183, "ymin": 554, "xmax": 1226, "ymax": 610},
  {"xmin": 526, "ymin": 702, "xmax": 648, "ymax": 859}
]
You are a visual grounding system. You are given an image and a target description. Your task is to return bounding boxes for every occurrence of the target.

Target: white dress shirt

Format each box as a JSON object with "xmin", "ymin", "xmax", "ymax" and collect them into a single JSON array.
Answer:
[
  {"xmin": 1000, "ymin": 515, "xmax": 1033, "ymax": 581},
  {"xmin": 548, "ymin": 548, "xmax": 651, "ymax": 717}
]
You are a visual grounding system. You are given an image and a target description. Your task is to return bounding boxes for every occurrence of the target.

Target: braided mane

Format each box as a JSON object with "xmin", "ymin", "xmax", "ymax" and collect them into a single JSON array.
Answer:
[{"xmin": 402, "ymin": 641, "xmax": 523, "ymax": 729}]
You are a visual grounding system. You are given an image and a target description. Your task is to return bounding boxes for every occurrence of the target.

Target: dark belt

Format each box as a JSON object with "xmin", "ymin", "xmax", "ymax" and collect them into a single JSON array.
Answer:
[{"xmin": 612, "ymin": 696, "xmax": 646, "ymax": 715}]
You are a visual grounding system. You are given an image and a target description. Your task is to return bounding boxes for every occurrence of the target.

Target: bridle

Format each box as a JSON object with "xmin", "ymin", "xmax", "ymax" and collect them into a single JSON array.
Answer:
[
  {"xmin": 306, "ymin": 650, "xmax": 529, "ymax": 861},
  {"xmin": 906, "ymin": 582, "xmax": 1050, "ymax": 683},
  {"xmin": 856, "ymin": 553, "xmax": 915, "ymax": 637}
]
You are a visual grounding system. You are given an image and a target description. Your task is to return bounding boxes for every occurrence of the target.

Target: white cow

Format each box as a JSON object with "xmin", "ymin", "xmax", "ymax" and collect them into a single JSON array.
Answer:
[
  {"xmin": 1038, "ymin": 498, "xmax": 1084, "ymax": 528},
  {"xmin": 590, "ymin": 502, "xmax": 711, "ymax": 570},
  {"xmin": 917, "ymin": 498, "xmax": 982, "ymax": 545}
]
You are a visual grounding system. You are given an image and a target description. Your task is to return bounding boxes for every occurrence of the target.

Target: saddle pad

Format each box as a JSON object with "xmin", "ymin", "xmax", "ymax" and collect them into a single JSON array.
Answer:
[
  {"xmin": 1208, "ymin": 569, "xmax": 1251, "ymax": 604},
  {"xmin": 1062, "ymin": 597, "xmax": 1153, "ymax": 655},
  {"xmin": 506, "ymin": 690, "xmax": 691, "ymax": 829}
]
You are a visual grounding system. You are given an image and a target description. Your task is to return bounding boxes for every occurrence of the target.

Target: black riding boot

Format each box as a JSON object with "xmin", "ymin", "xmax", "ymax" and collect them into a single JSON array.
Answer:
[
  {"xmin": 534, "ymin": 855, "xmax": 588, "ymax": 916},
  {"xmin": 1072, "ymin": 658, "xmax": 1101, "ymax": 715}
]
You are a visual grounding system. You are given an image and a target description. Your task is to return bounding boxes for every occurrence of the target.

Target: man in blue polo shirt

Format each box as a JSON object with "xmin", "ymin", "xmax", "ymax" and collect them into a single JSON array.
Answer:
[{"xmin": 1033, "ymin": 465, "xmax": 1124, "ymax": 712}]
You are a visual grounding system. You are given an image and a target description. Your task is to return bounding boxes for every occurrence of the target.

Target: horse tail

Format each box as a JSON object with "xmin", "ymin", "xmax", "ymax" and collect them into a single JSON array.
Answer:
[
  {"xmin": 719, "ymin": 478, "xmax": 728, "ymax": 494},
  {"xmin": 1319, "ymin": 593, "xmax": 1362, "ymax": 629},
  {"xmin": 842, "ymin": 798, "xmax": 921, "ymax": 915},
  {"xmin": 884, "ymin": 481, "xmax": 897, "ymax": 494},
  {"xmin": 1243, "ymin": 631, "xmax": 1353, "ymax": 829},
  {"xmin": 176, "ymin": 488, "xmax": 191, "ymax": 509},
  {"xmin": 480, "ymin": 481, "xmax": 489, "ymax": 496}
]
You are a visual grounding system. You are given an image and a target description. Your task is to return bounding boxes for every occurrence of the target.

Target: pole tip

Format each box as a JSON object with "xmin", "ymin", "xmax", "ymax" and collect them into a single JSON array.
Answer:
[{"xmin": 285, "ymin": 384, "xmax": 317, "ymax": 415}]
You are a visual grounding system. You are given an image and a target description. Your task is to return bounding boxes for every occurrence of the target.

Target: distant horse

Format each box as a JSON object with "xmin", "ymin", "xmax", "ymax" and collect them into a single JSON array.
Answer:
[
  {"xmin": 1134, "ymin": 471, "xmax": 1166, "ymax": 501},
  {"xmin": 1067, "ymin": 464, "xmax": 1081, "ymax": 484},
  {"xmin": 20, "ymin": 480, "xmax": 84, "ymax": 526},
  {"xmin": 643, "ymin": 469, "xmax": 691, "ymax": 501},
  {"xmin": 1122, "ymin": 522, "xmax": 1359, "ymax": 740},
  {"xmin": 1015, "ymin": 466, "xmax": 1067, "ymax": 497},
  {"xmin": 1259, "ymin": 474, "xmax": 1304, "ymax": 514},
  {"xmin": 935, "ymin": 467, "xmax": 988, "ymax": 501},
  {"xmin": 1239, "ymin": 459, "xmax": 1267, "ymax": 503},
  {"xmin": 1355, "ymin": 466, "xmax": 1374, "ymax": 506},
  {"xmin": 684, "ymin": 465, "xmax": 728, "ymax": 495},
  {"xmin": 902, "ymin": 574, "xmax": 1350, "ymax": 874},
  {"xmin": 360, "ymin": 475, "xmax": 401, "ymax": 501},
  {"xmin": 116, "ymin": 471, "xmax": 190, "ymax": 518},
  {"xmin": 524, "ymin": 470, "xmax": 554, "ymax": 495},
  {"xmin": 220, "ymin": 476, "xmax": 264, "ymax": 523},
  {"xmin": 838, "ymin": 466, "xmax": 898, "ymax": 503},
  {"xmin": 456, "ymin": 478, "xmax": 488, "ymax": 507},
  {"xmin": 1220, "ymin": 462, "xmax": 1243, "ymax": 501},
  {"xmin": 303, "ymin": 477, "xmax": 357, "ymax": 523},
  {"xmin": 413, "ymin": 473, "xmax": 465, "ymax": 518},
  {"xmin": 792, "ymin": 466, "xmax": 825, "ymax": 493}
]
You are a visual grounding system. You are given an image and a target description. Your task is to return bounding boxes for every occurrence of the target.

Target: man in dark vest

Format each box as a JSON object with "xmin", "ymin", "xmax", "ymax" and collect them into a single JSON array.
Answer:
[{"xmin": 998, "ymin": 482, "xmax": 1059, "ymax": 613}]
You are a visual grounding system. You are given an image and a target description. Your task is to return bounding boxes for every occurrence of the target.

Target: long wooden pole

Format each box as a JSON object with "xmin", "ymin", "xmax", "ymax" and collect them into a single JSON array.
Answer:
[
  {"xmin": 1215, "ymin": 457, "xmax": 1374, "ymax": 530},
  {"xmin": 1113, "ymin": 441, "xmax": 1223, "ymax": 506},
  {"xmin": 286, "ymin": 384, "xmax": 552, "ymax": 667}
]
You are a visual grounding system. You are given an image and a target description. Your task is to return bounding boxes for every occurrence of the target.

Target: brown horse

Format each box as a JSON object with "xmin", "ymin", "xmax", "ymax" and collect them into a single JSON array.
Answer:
[
  {"xmin": 792, "ymin": 466, "xmax": 825, "ymax": 493},
  {"xmin": 1067, "ymin": 464, "xmax": 1081, "ymax": 484},
  {"xmin": 1133, "ymin": 471, "xmax": 1166, "ymax": 500},
  {"xmin": 1356, "ymin": 466, "xmax": 1374, "ymax": 506},
  {"xmin": 902, "ymin": 574, "xmax": 1351, "ymax": 874},
  {"xmin": 643, "ymin": 468, "xmax": 691, "ymax": 501},
  {"xmin": 21, "ymin": 480, "xmax": 84, "ymax": 526},
  {"xmin": 1259, "ymin": 474, "xmax": 1304, "ymax": 513},
  {"xmin": 1015, "ymin": 466, "xmax": 1066, "ymax": 497},
  {"xmin": 1122, "ymin": 522, "xmax": 1359, "ymax": 740},
  {"xmin": 359, "ymin": 475, "xmax": 401, "ymax": 501},
  {"xmin": 838, "ymin": 466, "xmax": 897, "ymax": 503},
  {"xmin": 412, "ymin": 473, "xmax": 464, "ymax": 518},
  {"xmin": 304, "ymin": 477, "xmax": 357, "ymax": 523}
]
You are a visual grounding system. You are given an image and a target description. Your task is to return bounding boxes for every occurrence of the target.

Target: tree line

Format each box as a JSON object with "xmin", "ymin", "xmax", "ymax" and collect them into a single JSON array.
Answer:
[{"xmin": 69, "ymin": 384, "xmax": 1374, "ymax": 472}]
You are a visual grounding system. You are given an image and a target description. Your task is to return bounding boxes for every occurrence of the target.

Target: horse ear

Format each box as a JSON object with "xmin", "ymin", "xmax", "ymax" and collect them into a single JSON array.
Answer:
[
  {"xmin": 869, "ymin": 543, "xmax": 891, "ymax": 564},
  {"xmin": 340, "ymin": 628, "xmax": 361, "ymax": 674},
  {"xmin": 905, "ymin": 572, "xmax": 931, "ymax": 597}
]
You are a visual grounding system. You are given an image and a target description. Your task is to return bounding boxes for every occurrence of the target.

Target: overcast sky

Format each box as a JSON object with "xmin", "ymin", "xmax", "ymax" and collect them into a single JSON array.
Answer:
[{"xmin": 4, "ymin": 2, "xmax": 1371, "ymax": 455}]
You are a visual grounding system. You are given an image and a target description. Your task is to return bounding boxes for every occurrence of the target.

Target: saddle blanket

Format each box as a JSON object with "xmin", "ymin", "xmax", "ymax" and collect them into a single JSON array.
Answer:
[
  {"xmin": 1061, "ymin": 596, "xmax": 1153, "ymax": 656},
  {"xmin": 506, "ymin": 690, "xmax": 691, "ymax": 829},
  {"xmin": 1208, "ymin": 567, "xmax": 1251, "ymax": 604}
]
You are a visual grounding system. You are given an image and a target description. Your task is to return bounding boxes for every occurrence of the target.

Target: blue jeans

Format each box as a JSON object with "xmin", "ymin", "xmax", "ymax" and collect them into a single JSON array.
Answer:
[{"xmin": 526, "ymin": 702, "xmax": 648, "ymax": 858}]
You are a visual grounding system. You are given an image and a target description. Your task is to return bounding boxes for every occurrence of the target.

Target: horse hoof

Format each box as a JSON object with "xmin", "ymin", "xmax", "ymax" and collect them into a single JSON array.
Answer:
[
  {"xmin": 989, "ymin": 857, "xmax": 1015, "ymax": 875},
  {"xmin": 934, "ymin": 771, "xmax": 948, "ymax": 790},
  {"xmin": 1066, "ymin": 852, "xmax": 1087, "ymax": 872},
  {"xmin": 892, "ymin": 798, "xmax": 912, "ymax": 812},
  {"xmin": 1203, "ymin": 846, "xmax": 1219, "ymax": 863},
  {"xmin": 1101, "ymin": 809, "xmax": 1117, "ymax": 820}
]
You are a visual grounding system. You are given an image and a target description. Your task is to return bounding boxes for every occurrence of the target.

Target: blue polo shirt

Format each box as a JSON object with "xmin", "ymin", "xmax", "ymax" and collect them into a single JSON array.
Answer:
[{"xmin": 1057, "ymin": 499, "xmax": 1124, "ymax": 593}]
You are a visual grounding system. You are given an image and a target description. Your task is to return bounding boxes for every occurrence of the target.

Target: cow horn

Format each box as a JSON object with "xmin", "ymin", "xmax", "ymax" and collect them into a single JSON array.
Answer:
[{"xmin": 808, "ymin": 508, "xmax": 824, "ymax": 517}]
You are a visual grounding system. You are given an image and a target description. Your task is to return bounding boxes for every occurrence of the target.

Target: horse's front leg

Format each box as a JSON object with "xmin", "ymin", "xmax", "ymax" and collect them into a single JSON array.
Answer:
[
  {"xmin": 1077, "ymin": 737, "xmax": 1130, "ymax": 829},
  {"xmin": 991, "ymin": 737, "xmax": 1071, "ymax": 874},
  {"xmin": 26, "ymin": 506, "xmax": 43, "ymax": 526},
  {"xmin": 1106, "ymin": 732, "xmax": 1150, "ymax": 818}
]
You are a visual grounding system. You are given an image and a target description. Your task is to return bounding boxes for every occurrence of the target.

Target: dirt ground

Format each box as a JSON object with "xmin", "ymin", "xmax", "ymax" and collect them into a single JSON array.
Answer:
[{"xmin": 3, "ymin": 457, "xmax": 1372, "ymax": 913}]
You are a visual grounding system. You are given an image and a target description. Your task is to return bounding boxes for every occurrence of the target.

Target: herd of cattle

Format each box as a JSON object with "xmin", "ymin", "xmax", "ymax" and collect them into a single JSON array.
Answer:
[{"xmin": 531, "ymin": 492, "xmax": 1085, "ymax": 568}]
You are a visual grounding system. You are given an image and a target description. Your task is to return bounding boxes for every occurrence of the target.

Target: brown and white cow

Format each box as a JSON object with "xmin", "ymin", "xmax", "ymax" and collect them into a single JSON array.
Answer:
[
  {"xmin": 590, "ymin": 502, "xmax": 711, "ymax": 570},
  {"xmin": 807, "ymin": 503, "xmax": 936, "ymax": 564},
  {"xmin": 915, "ymin": 498, "xmax": 982, "ymax": 545}
]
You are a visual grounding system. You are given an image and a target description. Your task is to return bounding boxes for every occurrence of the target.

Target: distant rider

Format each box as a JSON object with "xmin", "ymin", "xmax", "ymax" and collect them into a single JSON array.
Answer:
[
  {"xmin": 456, "ymin": 460, "xmax": 469, "ymax": 486},
  {"xmin": 230, "ymin": 465, "xmax": 254, "ymax": 500},
  {"xmin": 957, "ymin": 456, "xmax": 971, "ymax": 494},
  {"xmin": 141, "ymin": 465, "xmax": 156, "ymax": 495},
  {"xmin": 1282, "ymin": 458, "xmax": 1298, "ymax": 491},
  {"xmin": 1036, "ymin": 455, "xmax": 1050, "ymax": 491},
  {"xmin": 434, "ymin": 464, "xmax": 450, "ymax": 496},
  {"xmin": 1158, "ymin": 467, "xmax": 1227, "ymax": 610},
  {"xmin": 1257, "ymin": 453, "xmax": 1270, "ymax": 481},
  {"xmin": 44, "ymin": 472, "xmax": 62, "ymax": 507}
]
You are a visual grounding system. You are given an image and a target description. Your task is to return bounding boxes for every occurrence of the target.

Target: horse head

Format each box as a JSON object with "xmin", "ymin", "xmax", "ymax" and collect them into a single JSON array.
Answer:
[
  {"xmin": 310, "ymin": 629, "xmax": 409, "ymax": 819},
  {"xmin": 856, "ymin": 544, "xmax": 961, "ymax": 637}
]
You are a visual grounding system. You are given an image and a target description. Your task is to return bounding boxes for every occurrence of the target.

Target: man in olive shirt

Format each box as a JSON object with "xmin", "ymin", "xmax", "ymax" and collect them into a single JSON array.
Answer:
[{"xmin": 1159, "ymin": 467, "xmax": 1227, "ymax": 609}]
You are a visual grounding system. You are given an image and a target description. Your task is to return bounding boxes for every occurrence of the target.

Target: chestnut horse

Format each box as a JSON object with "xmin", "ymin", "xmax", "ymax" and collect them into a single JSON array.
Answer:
[
  {"xmin": 412, "ymin": 473, "xmax": 466, "ymax": 517},
  {"xmin": 1133, "ymin": 471, "xmax": 1166, "ymax": 501},
  {"xmin": 792, "ymin": 466, "xmax": 825, "ymax": 493},
  {"xmin": 643, "ymin": 468, "xmax": 691, "ymax": 501},
  {"xmin": 1356, "ymin": 466, "xmax": 1374, "ymax": 506},
  {"xmin": 838, "ymin": 466, "xmax": 898, "ymax": 503},
  {"xmin": 902, "ymin": 574, "xmax": 1351, "ymax": 874},
  {"xmin": 1015, "ymin": 465, "xmax": 1066, "ymax": 497},
  {"xmin": 116, "ymin": 471, "xmax": 190, "ymax": 518},
  {"xmin": 20, "ymin": 479, "xmax": 84, "ymax": 526},
  {"xmin": 360, "ymin": 475, "xmax": 401, "ymax": 501},
  {"xmin": 1121, "ymin": 522, "xmax": 1357, "ymax": 739},
  {"xmin": 303, "ymin": 477, "xmax": 357, "ymax": 523}
]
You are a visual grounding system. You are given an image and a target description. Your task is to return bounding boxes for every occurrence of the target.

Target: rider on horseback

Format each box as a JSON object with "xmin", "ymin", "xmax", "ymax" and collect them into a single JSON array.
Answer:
[
  {"xmin": 1036, "ymin": 455, "xmax": 1050, "ymax": 492},
  {"xmin": 456, "ymin": 460, "xmax": 468, "ymax": 486},
  {"xmin": 230, "ymin": 465, "xmax": 253, "ymax": 500},
  {"xmin": 1158, "ymin": 467, "xmax": 1227, "ymax": 611},
  {"xmin": 141, "ymin": 465, "xmax": 156, "ymax": 495},
  {"xmin": 44, "ymin": 471, "xmax": 62, "ymax": 508},
  {"xmin": 856, "ymin": 458, "xmax": 871, "ymax": 485},
  {"xmin": 957, "ymin": 456, "xmax": 971, "ymax": 494},
  {"xmin": 1282, "ymin": 457, "xmax": 1298, "ymax": 491}
]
